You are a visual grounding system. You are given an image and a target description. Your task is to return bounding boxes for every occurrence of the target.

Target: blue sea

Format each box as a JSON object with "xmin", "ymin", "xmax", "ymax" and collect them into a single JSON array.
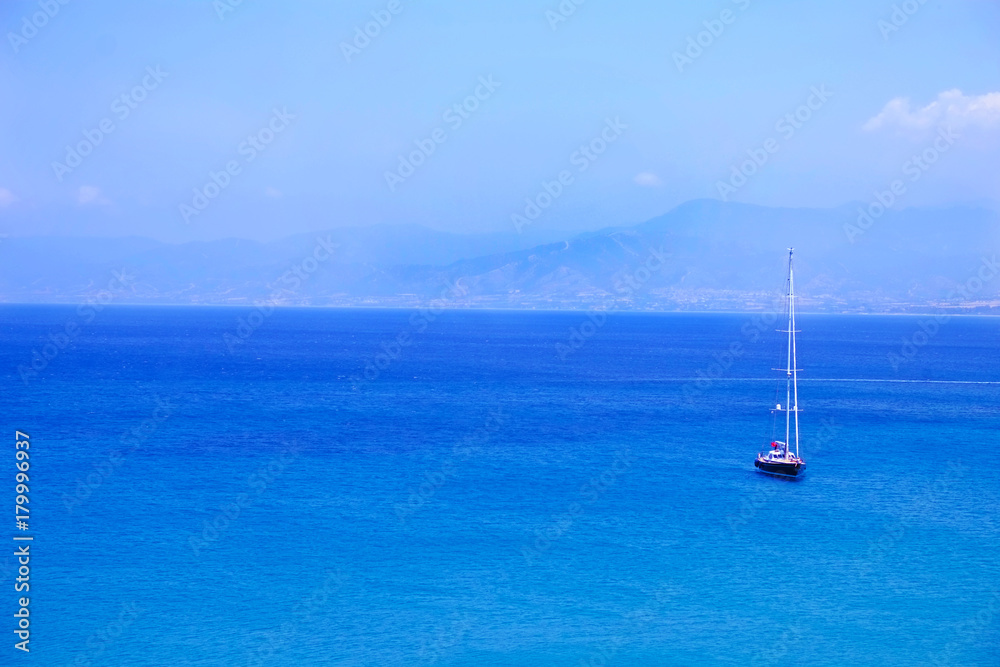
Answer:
[{"xmin": 3, "ymin": 306, "xmax": 999, "ymax": 666}]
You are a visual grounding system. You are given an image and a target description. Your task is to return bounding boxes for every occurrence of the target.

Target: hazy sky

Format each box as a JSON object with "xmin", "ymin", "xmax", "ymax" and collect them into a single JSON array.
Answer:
[{"xmin": 1, "ymin": 0, "xmax": 998, "ymax": 242}]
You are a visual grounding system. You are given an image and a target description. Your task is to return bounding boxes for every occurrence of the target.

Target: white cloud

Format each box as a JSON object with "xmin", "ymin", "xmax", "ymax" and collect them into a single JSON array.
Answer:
[
  {"xmin": 0, "ymin": 188, "xmax": 15, "ymax": 207},
  {"xmin": 264, "ymin": 186, "xmax": 283, "ymax": 198},
  {"xmin": 77, "ymin": 186, "xmax": 110, "ymax": 206},
  {"xmin": 634, "ymin": 172, "xmax": 662, "ymax": 187},
  {"xmin": 864, "ymin": 89, "xmax": 1000, "ymax": 132}
]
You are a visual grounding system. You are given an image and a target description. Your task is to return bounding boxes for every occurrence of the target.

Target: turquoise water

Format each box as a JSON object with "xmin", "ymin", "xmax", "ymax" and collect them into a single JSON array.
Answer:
[{"xmin": 3, "ymin": 306, "xmax": 999, "ymax": 665}]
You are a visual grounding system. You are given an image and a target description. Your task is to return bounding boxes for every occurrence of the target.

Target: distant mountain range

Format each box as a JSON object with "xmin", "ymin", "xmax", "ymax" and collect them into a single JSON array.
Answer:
[{"xmin": 2, "ymin": 200, "xmax": 998, "ymax": 313}]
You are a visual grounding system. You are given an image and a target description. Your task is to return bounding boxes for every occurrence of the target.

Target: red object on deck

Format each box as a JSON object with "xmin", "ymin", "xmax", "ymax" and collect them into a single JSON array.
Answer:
[{"xmin": 771, "ymin": 441, "xmax": 778, "ymax": 448}]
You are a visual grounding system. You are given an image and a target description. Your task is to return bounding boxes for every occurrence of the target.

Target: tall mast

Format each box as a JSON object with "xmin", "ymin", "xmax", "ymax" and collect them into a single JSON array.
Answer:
[
  {"xmin": 789, "ymin": 249, "xmax": 800, "ymax": 457},
  {"xmin": 784, "ymin": 249, "xmax": 793, "ymax": 455}
]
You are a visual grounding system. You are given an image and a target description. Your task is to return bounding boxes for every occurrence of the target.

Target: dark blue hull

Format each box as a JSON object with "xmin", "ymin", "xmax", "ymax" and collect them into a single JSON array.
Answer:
[{"xmin": 754, "ymin": 459, "xmax": 806, "ymax": 477}]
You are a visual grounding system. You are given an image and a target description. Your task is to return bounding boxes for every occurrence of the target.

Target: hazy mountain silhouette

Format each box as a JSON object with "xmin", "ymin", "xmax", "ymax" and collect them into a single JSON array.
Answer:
[{"xmin": 2, "ymin": 200, "xmax": 997, "ymax": 312}]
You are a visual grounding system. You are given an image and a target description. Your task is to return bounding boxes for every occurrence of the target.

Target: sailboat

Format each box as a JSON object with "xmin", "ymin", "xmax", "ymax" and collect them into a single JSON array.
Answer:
[{"xmin": 754, "ymin": 248, "xmax": 807, "ymax": 478}]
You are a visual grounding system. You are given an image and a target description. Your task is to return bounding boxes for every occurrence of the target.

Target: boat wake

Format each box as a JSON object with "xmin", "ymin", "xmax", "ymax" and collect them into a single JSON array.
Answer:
[{"xmin": 654, "ymin": 378, "xmax": 1000, "ymax": 385}]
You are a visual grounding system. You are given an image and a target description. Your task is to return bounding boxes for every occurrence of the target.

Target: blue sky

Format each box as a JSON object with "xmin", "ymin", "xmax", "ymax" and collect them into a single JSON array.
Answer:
[{"xmin": 0, "ymin": 0, "xmax": 998, "ymax": 241}]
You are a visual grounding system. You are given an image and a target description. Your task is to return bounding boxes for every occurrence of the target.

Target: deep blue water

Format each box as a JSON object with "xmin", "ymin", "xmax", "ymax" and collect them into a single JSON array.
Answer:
[{"xmin": 2, "ymin": 306, "xmax": 999, "ymax": 666}]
